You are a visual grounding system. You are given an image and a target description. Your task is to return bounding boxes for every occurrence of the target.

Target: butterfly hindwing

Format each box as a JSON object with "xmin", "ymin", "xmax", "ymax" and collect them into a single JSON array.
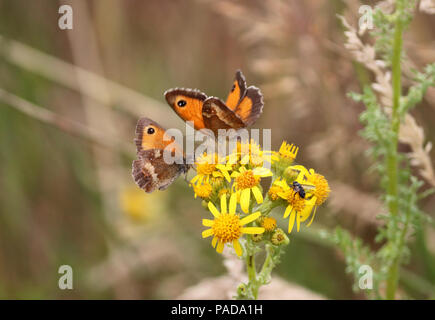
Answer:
[
  {"xmin": 234, "ymin": 86, "xmax": 263, "ymax": 126},
  {"xmin": 225, "ymin": 70, "xmax": 247, "ymax": 111},
  {"xmin": 132, "ymin": 149, "xmax": 188, "ymax": 193},
  {"xmin": 202, "ymin": 97, "xmax": 245, "ymax": 136},
  {"xmin": 164, "ymin": 88, "xmax": 207, "ymax": 130},
  {"xmin": 225, "ymin": 70, "xmax": 263, "ymax": 126}
]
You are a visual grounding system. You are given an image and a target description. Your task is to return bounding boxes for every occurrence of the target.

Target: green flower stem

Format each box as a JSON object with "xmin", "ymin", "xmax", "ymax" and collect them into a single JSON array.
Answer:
[
  {"xmin": 245, "ymin": 242, "xmax": 277, "ymax": 299},
  {"xmin": 259, "ymin": 244, "xmax": 275, "ymax": 282},
  {"xmin": 257, "ymin": 196, "xmax": 280, "ymax": 216},
  {"xmin": 246, "ymin": 251, "xmax": 259, "ymax": 299},
  {"xmin": 243, "ymin": 197, "xmax": 282, "ymax": 300},
  {"xmin": 385, "ymin": 3, "xmax": 404, "ymax": 300}
]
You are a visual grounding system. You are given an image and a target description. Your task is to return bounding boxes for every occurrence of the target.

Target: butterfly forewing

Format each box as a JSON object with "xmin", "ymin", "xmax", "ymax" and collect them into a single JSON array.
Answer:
[
  {"xmin": 132, "ymin": 118, "xmax": 189, "ymax": 193},
  {"xmin": 164, "ymin": 88, "xmax": 207, "ymax": 130}
]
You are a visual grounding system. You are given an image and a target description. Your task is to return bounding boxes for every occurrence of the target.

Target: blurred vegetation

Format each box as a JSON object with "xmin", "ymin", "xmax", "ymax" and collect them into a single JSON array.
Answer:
[{"xmin": 0, "ymin": 0, "xmax": 434, "ymax": 299}]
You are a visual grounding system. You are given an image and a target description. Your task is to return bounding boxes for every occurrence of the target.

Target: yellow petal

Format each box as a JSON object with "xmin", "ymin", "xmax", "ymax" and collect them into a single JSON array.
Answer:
[
  {"xmin": 253, "ymin": 167, "xmax": 272, "ymax": 177},
  {"xmin": 216, "ymin": 241, "xmax": 224, "ymax": 253},
  {"xmin": 202, "ymin": 219, "xmax": 214, "ymax": 227},
  {"xmin": 222, "ymin": 170, "xmax": 231, "ymax": 182},
  {"xmin": 284, "ymin": 205, "xmax": 293, "ymax": 218},
  {"xmin": 231, "ymin": 171, "xmax": 240, "ymax": 178},
  {"xmin": 252, "ymin": 186, "xmax": 263, "ymax": 204},
  {"xmin": 233, "ymin": 240, "xmax": 243, "ymax": 257},
  {"xmin": 306, "ymin": 206, "xmax": 318, "ymax": 227},
  {"xmin": 212, "ymin": 236, "xmax": 218, "ymax": 248},
  {"xmin": 300, "ymin": 198, "xmax": 315, "ymax": 221},
  {"xmin": 277, "ymin": 191, "xmax": 288, "ymax": 199},
  {"xmin": 208, "ymin": 202, "xmax": 220, "ymax": 218},
  {"xmin": 240, "ymin": 188, "xmax": 251, "ymax": 213},
  {"xmin": 274, "ymin": 180, "xmax": 289, "ymax": 188},
  {"xmin": 288, "ymin": 211, "xmax": 296, "ymax": 233},
  {"xmin": 212, "ymin": 171, "xmax": 222, "ymax": 178},
  {"xmin": 229, "ymin": 193, "xmax": 237, "ymax": 214},
  {"xmin": 241, "ymin": 227, "xmax": 265, "ymax": 234},
  {"xmin": 240, "ymin": 211, "xmax": 261, "ymax": 226},
  {"xmin": 228, "ymin": 154, "xmax": 238, "ymax": 165},
  {"xmin": 241, "ymin": 154, "xmax": 250, "ymax": 165},
  {"xmin": 290, "ymin": 165, "xmax": 309, "ymax": 176},
  {"xmin": 296, "ymin": 213, "xmax": 301, "ymax": 232},
  {"xmin": 190, "ymin": 175, "xmax": 199, "ymax": 183},
  {"xmin": 202, "ymin": 229, "xmax": 214, "ymax": 238},
  {"xmin": 220, "ymin": 194, "xmax": 227, "ymax": 214}
]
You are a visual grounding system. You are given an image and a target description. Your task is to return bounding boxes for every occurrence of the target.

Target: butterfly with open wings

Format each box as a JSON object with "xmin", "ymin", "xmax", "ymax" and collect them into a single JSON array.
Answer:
[{"xmin": 164, "ymin": 70, "xmax": 264, "ymax": 136}]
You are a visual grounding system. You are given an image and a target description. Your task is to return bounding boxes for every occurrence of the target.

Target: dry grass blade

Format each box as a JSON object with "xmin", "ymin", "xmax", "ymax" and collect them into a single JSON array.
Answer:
[
  {"xmin": 0, "ymin": 87, "xmax": 131, "ymax": 155},
  {"xmin": 0, "ymin": 34, "xmax": 176, "ymax": 127}
]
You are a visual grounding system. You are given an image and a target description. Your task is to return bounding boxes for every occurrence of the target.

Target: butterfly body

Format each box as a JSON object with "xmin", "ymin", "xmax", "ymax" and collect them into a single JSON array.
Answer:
[
  {"xmin": 164, "ymin": 70, "xmax": 263, "ymax": 136},
  {"xmin": 132, "ymin": 118, "xmax": 189, "ymax": 193}
]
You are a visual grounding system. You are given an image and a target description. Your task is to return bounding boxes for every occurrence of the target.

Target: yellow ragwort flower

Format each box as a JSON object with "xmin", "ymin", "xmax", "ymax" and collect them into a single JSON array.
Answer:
[
  {"xmin": 272, "ymin": 141, "xmax": 298, "ymax": 163},
  {"xmin": 120, "ymin": 186, "xmax": 160, "ymax": 223},
  {"xmin": 261, "ymin": 217, "xmax": 277, "ymax": 232},
  {"xmin": 275, "ymin": 173, "xmax": 316, "ymax": 234},
  {"xmin": 231, "ymin": 166, "xmax": 273, "ymax": 213},
  {"xmin": 192, "ymin": 182, "xmax": 212, "ymax": 199},
  {"xmin": 298, "ymin": 168, "xmax": 331, "ymax": 227},
  {"xmin": 307, "ymin": 169, "xmax": 330, "ymax": 206},
  {"xmin": 229, "ymin": 139, "xmax": 271, "ymax": 167},
  {"xmin": 191, "ymin": 153, "xmax": 232, "ymax": 185},
  {"xmin": 268, "ymin": 178, "xmax": 285, "ymax": 201},
  {"xmin": 202, "ymin": 195, "xmax": 265, "ymax": 256}
]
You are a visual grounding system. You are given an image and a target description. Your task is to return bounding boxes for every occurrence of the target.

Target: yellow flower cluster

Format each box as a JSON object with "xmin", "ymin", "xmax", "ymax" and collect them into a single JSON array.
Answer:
[{"xmin": 189, "ymin": 141, "xmax": 330, "ymax": 257}]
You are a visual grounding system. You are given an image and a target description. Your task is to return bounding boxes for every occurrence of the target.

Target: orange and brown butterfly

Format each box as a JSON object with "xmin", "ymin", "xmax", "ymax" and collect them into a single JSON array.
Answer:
[
  {"xmin": 132, "ymin": 118, "xmax": 190, "ymax": 193},
  {"xmin": 164, "ymin": 70, "xmax": 263, "ymax": 136}
]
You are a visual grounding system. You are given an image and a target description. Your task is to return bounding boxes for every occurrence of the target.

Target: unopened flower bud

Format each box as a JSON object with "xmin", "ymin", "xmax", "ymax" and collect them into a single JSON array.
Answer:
[
  {"xmin": 237, "ymin": 283, "xmax": 247, "ymax": 296},
  {"xmin": 252, "ymin": 233, "xmax": 263, "ymax": 242},
  {"xmin": 283, "ymin": 167, "xmax": 299, "ymax": 181},
  {"xmin": 271, "ymin": 228, "xmax": 290, "ymax": 245}
]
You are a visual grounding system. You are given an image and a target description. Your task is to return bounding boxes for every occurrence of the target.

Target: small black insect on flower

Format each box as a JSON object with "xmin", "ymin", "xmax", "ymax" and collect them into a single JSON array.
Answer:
[{"xmin": 291, "ymin": 181, "xmax": 305, "ymax": 199}]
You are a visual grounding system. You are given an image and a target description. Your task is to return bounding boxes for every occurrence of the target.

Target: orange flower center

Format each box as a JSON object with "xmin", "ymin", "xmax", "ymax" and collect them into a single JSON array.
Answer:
[
  {"xmin": 284, "ymin": 190, "xmax": 305, "ymax": 212},
  {"xmin": 193, "ymin": 183, "xmax": 212, "ymax": 199},
  {"xmin": 212, "ymin": 214, "xmax": 242, "ymax": 243},
  {"xmin": 268, "ymin": 185, "xmax": 282, "ymax": 201},
  {"xmin": 261, "ymin": 217, "xmax": 277, "ymax": 231},
  {"xmin": 197, "ymin": 162, "xmax": 216, "ymax": 176},
  {"xmin": 309, "ymin": 173, "xmax": 330, "ymax": 206},
  {"xmin": 236, "ymin": 170, "xmax": 260, "ymax": 190}
]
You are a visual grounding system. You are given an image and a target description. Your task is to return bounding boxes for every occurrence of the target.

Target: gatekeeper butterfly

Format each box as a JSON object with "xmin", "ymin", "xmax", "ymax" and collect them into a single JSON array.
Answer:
[
  {"xmin": 164, "ymin": 70, "xmax": 263, "ymax": 135},
  {"xmin": 132, "ymin": 118, "xmax": 189, "ymax": 193}
]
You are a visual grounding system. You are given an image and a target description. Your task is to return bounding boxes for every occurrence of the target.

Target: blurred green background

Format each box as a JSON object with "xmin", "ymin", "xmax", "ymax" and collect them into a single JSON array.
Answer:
[{"xmin": 0, "ymin": 0, "xmax": 434, "ymax": 299}]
